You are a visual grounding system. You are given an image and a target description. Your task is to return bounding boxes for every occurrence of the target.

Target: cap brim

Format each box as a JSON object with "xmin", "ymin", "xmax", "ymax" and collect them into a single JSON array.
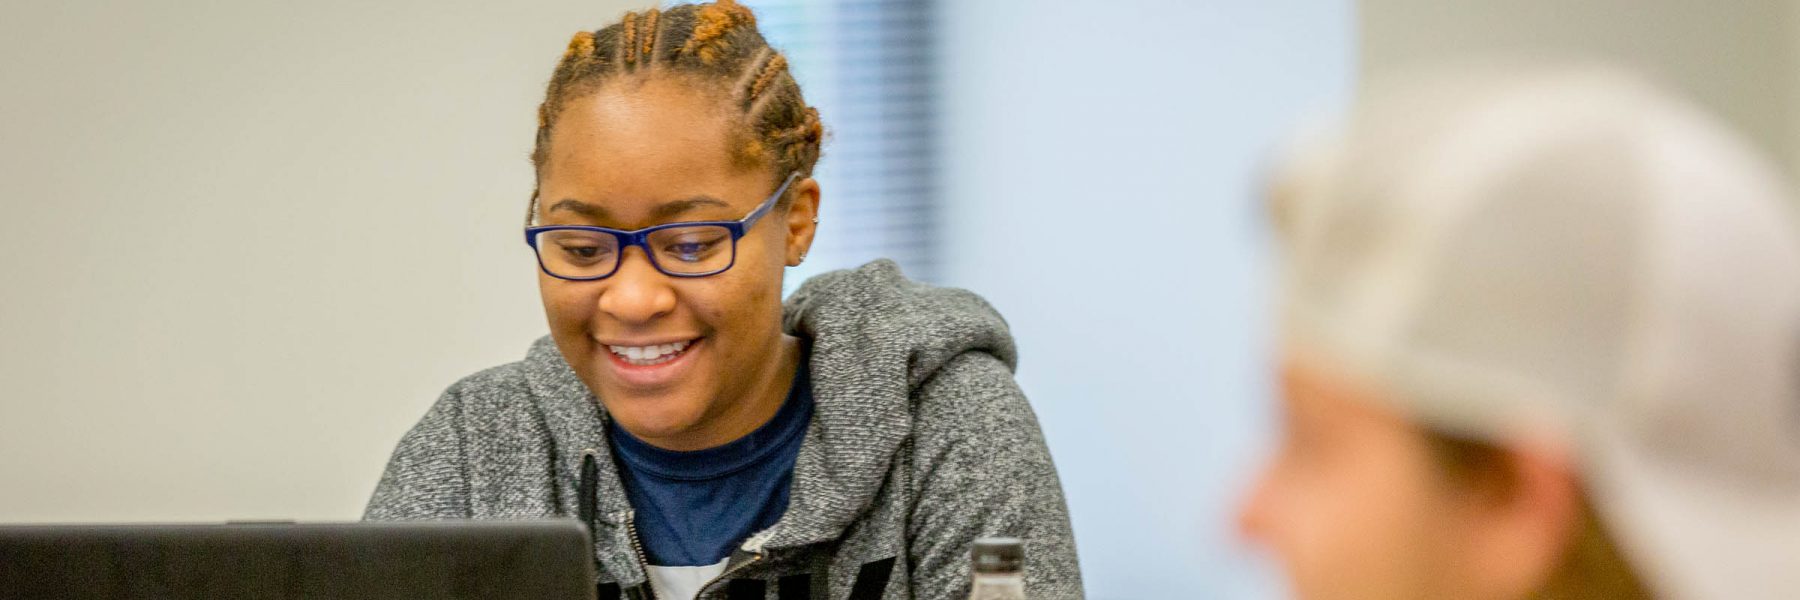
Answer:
[{"xmin": 1585, "ymin": 421, "xmax": 1800, "ymax": 600}]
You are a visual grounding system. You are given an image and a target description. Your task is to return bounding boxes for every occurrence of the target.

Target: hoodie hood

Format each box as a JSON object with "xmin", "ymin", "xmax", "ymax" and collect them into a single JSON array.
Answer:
[{"xmin": 774, "ymin": 259, "xmax": 1016, "ymax": 547}]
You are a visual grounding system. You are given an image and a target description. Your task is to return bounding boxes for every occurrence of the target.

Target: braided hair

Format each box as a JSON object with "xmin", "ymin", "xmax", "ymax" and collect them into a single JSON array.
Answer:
[{"xmin": 529, "ymin": 0, "xmax": 824, "ymax": 222}]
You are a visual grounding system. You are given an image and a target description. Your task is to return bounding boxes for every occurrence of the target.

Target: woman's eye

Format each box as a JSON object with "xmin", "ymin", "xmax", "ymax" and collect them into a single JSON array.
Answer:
[
  {"xmin": 668, "ymin": 241, "xmax": 715, "ymax": 260},
  {"xmin": 661, "ymin": 235, "xmax": 725, "ymax": 262},
  {"xmin": 559, "ymin": 244, "xmax": 611, "ymax": 263}
]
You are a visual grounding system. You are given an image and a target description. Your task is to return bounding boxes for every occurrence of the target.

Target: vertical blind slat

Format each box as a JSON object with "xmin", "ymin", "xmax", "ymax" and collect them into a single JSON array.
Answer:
[{"xmin": 736, "ymin": 0, "xmax": 940, "ymax": 285}]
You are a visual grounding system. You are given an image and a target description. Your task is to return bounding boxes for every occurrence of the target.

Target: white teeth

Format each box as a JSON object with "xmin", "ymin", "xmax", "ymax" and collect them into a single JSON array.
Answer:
[{"xmin": 606, "ymin": 340, "xmax": 693, "ymax": 365}]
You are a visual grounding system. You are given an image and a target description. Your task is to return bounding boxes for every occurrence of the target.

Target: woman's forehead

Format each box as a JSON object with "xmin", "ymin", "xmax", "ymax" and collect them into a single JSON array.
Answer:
[
  {"xmin": 538, "ymin": 84, "xmax": 771, "ymax": 226},
  {"xmin": 549, "ymin": 86, "xmax": 738, "ymax": 170}
]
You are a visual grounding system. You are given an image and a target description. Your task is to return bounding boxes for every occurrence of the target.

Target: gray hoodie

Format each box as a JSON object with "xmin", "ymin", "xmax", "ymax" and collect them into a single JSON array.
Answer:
[{"xmin": 365, "ymin": 260, "xmax": 1084, "ymax": 599}]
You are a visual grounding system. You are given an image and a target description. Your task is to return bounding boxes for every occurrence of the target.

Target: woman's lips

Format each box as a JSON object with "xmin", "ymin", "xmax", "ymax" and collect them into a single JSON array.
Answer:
[
  {"xmin": 607, "ymin": 339, "xmax": 694, "ymax": 365},
  {"xmin": 597, "ymin": 336, "xmax": 702, "ymax": 389}
]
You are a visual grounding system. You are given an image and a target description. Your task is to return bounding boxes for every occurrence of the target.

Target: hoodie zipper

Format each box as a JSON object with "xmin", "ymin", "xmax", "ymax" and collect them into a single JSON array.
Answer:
[
  {"xmin": 696, "ymin": 528, "xmax": 774, "ymax": 598},
  {"xmin": 622, "ymin": 514, "xmax": 658, "ymax": 600},
  {"xmin": 698, "ymin": 551, "xmax": 765, "ymax": 598}
]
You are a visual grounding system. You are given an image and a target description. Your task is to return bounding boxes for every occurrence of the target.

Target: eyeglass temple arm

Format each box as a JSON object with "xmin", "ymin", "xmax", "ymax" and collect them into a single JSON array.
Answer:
[{"xmin": 740, "ymin": 172, "xmax": 801, "ymax": 229}]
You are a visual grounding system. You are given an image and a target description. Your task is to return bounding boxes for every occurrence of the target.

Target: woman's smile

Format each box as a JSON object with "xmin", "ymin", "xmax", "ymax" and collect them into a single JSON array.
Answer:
[{"xmin": 594, "ymin": 335, "xmax": 705, "ymax": 390}]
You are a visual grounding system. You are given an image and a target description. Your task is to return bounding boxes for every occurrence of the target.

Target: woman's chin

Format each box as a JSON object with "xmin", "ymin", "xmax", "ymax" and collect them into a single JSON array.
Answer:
[{"xmin": 606, "ymin": 406, "xmax": 706, "ymax": 447}]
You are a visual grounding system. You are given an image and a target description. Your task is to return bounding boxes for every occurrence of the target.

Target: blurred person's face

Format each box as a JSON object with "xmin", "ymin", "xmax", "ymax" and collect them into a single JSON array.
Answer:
[
  {"xmin": 535, "ymin": 76, "xmax": 819, "ymax": 451},
  {"xmin": 1237, "ymin": 354, "xmax": 1581, "ymax": 600}
]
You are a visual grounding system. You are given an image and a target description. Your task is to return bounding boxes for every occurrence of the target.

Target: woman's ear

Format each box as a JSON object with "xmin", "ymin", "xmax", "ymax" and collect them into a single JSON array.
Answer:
[{"xmin": 783, "ymin": 177, "xmax": 821, "ymax": 266}]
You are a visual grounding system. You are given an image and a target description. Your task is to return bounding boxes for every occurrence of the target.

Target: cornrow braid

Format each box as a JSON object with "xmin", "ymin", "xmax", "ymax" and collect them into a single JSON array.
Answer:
[
  {"xmin": 563, "ymin": 30, "xmax": 596, "ymax": 62},
  {"xmin": 619, "ymin": 10, "xmax": 638, "ymax": 66},
  {"xmin": 640, "ymin": 9, "xmax": 660, "ymax": 65},
  {"xmin": 680, "ymin": 0, "xmax": 755, "ymax": 64},
  {"xmin": 529, "ymin": 0, "xmax": 825, "ymax": 223},
  {"xmin": 745, "ymin": 52, "xmax": 788, "ymax": 110}
]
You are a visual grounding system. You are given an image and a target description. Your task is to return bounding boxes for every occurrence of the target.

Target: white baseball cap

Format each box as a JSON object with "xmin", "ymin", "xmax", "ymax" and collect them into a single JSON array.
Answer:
[{"xmin": 1270, "ymin": 63, "xmax": 1800, "ymax": 599}]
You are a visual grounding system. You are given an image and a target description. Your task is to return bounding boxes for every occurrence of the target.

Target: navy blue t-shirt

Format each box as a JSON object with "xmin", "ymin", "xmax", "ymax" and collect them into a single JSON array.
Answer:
[{"xmin": 608, "ymin": 362, "xmax": 813, "ymax": 567}]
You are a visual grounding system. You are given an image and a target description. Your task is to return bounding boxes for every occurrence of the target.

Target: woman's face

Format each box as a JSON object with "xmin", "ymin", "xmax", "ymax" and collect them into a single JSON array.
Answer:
[{"xmin": 535, "ymin": 76, "xmax": 818, "ymax": 450}]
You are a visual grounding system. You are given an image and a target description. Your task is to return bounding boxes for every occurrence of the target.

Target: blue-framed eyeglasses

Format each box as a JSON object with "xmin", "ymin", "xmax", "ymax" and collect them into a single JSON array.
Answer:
[{"xmin": 525, "ymin": 172, "xmax": 800, "ymax": 281}]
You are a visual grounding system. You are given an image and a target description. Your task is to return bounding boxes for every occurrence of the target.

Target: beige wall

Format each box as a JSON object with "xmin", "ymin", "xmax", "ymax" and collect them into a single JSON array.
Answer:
[
  {"xmin": 1362, "ymin": 0, "xmax": 1800, "ymax": 179},
  {"xmin": 0, "ymin": 0, "xmax": 643, "ymax": 522}
]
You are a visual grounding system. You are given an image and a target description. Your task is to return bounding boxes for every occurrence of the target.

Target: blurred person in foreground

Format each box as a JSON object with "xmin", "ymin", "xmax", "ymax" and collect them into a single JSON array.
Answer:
[{"xmin": 1237, "ymin": 64, "xmax": 1800, "ymax": 599}]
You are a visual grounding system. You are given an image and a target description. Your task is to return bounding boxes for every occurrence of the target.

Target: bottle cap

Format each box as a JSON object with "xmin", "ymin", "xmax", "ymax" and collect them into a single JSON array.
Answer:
[{"xmin": 970, "ymin": 537, "xmax": 1024, "ymax": 574}]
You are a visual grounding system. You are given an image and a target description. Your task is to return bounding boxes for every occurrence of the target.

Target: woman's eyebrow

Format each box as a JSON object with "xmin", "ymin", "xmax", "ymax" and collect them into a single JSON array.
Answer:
[
  {"xmin": 547, "ymin": 199, "xmax": 609, "ymax": 220},
  {"xmin": 650, "ymin": 196, "xmax": 732, "ymax": 221}
]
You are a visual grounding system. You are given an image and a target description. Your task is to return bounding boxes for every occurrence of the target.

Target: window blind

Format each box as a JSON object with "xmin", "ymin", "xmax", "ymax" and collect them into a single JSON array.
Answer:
[{"xmin": 738, "ymin": 0, "xmax": 941, "ymax": 289}]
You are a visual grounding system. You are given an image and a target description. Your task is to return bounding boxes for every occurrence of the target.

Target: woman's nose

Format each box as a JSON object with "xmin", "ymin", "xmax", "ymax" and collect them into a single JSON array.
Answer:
[{"xmin": 597, "ymin": 249, "xmax": 677, "ymax": 324}]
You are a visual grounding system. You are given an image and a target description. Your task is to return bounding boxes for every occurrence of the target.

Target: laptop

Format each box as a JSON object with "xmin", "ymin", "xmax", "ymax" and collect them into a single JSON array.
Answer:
[{"xmin": 0, "ymin": 519, "xmax": 596, "ymax": 600}]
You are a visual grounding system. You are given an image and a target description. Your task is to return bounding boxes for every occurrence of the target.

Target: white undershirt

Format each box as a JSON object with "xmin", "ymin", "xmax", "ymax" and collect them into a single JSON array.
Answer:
[{"xmin": 646, "ymin": 559, "xmax": 731, "ymax": 600}]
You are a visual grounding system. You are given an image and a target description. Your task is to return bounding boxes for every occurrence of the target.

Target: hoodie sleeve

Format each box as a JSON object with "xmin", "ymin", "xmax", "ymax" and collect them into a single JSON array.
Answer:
[
  {"xmin": 363, "ymin": 385, "xmax": 474, "ymax": 520},
  {"xmin": 906, "ymin": 352, "xmax": 1085, "ymax": 599}
]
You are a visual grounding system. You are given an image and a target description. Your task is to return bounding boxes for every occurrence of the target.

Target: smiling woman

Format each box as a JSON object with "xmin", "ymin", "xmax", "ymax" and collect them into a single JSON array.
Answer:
[{"xmin": 362, "ymin": 2, "xmax": 1082, "ymax": 599}]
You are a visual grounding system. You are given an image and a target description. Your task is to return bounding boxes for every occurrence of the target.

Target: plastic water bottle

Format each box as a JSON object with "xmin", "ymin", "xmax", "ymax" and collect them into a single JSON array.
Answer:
[{"xmin": 968, "ymin": 537, "xmax": 1025, "ymax": 600}]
